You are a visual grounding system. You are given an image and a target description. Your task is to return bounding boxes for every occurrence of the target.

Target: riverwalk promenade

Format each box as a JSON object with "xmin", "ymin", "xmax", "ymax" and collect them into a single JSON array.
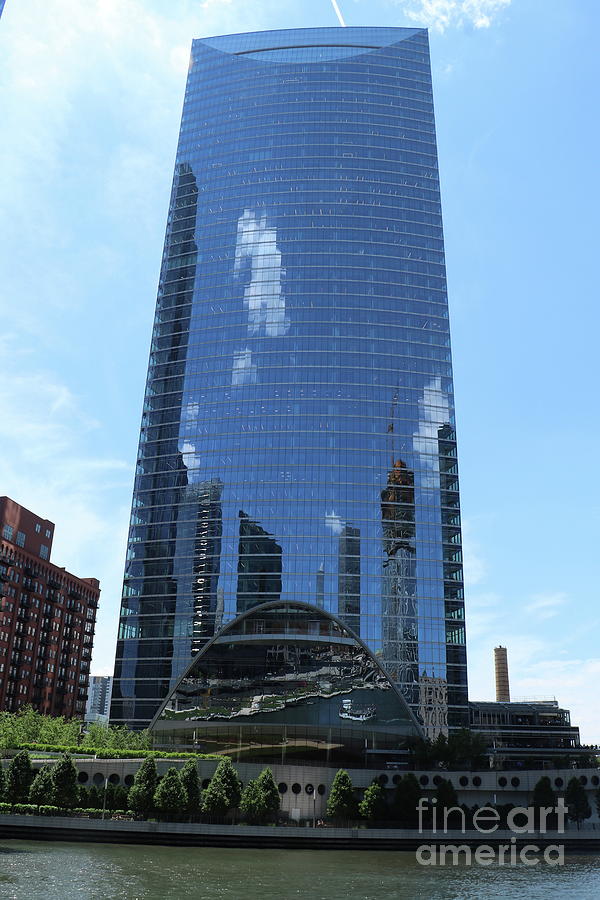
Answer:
[{"xmin": 1, "ymin": 813, "xmax": 599, "ymax": 851}]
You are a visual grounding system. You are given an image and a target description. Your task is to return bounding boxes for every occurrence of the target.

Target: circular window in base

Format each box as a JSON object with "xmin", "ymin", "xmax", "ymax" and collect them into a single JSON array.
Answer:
[
  {"xmin": 292, "ymin": 783, "xmax": 301, "ymax": 795},
  {"xmin": 305, "ymin": 784, "xmax": 314, "ymax": 795},
  {"xmin": 498, "ymin": 777, "xmax": 507, "ymax": 787},
  {"xmin": 278, "ymin": 782, "xmax": 288, "ymax": 794},
  {"xmin": 317, "ymin": 784, "xmax": 326, "ymax": 796},
  {"xmin": 124, "ymin": 775, "xmax": 134, "ymax": 787},
  {"xmin": 472, "ymin": 777, "xmax": 482, "ymax": 787},
  {"xmin": 77, "ymin": 772, "xmax": 89, "ymax": 784}
]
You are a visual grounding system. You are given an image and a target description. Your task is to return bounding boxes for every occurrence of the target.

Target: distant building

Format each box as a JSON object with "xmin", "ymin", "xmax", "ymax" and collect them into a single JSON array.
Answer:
[
  {"xmin": 85, "ymin": 675, "xmax": 113, "ymax": 723},
  {"xmin": 469, "ymin": 699, "xmax": 586, "ymax": 768},
  {"xmin": 0, "ymin": 496, "xmax": 99, "ymax": 718}
]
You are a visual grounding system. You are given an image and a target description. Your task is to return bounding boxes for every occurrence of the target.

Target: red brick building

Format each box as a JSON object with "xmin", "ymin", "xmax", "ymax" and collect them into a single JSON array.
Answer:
[{"xmin": 0, "ymin": 497, "xmax": 100, "ymax": 717}]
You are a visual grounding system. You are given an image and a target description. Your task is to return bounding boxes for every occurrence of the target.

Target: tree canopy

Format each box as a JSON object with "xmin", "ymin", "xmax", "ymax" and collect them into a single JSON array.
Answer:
[
  {"xmin": 128, "ymin": 757, "xmax": 158, "ymax": 817},
  {"xmin": 29, "ymin": 764, "xmax": 54, "ymax": 807},
  {"xmin": 565, "ymin": 777, "xmax": 591, "ymax": 829},
  {"xmin": 154, "ymin": 767, "xmax": 187, "ymax": 819},
  {"xmin": 326, "ymin": 769, "xmax": 358, "ymax": 823},
  {"xmin": 359, "ymin": 782, "xmax": 387, "ymax": 822},
  {"xmin": 6, "ymin": 750, "xmax": 33, "ymax": 803}
]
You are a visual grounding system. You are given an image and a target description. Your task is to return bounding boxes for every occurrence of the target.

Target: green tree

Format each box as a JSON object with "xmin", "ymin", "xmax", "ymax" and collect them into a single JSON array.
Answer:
[
  {"xmin": 82, "ymin": 783, "xmax": 101, "ymax": 809},
  {"xmin": 29, "ymin": 765, "xmax": 54, "ymax": 807},
  {"xmin": 180, "ymin": 759, "xmax": 201, "ymax": 815},
  {"xmin": 326, "ymin": 769, "xmax": 358, "ymax": 823},
  {"xmin": 565, "ymin": 777, "xmax": 591, "ymax": 830},
  {"xmin": 391, "ymin": 773, "xmax": 422, "ymax": 827},
  {"xmin": 128, "ymin": 757, "xmax": 158, "ymax": 818},
  {"xmin": 6, "ymin": 750, "xmax": 33, "ymax": 803},
  {"xmin": 435, "ymin": 777, "xmax": 458, "ymax": 810},
  {"xmin": 359, "ymin": 781, "xmax": 387, "ymax": 823},
  {"xmin": 81, "ymin": 722, "xmax": 152, "ymax": 751},
  {"xmin": 434, "ymin": 778, "xmax": 461, "ymax": 828},
  {"xmin": 215, "ymin": 758, "xmax": 242, "ymax": 809},
  {"xmin": 0, "ymin": 762, "xmax": 5, "ymax": 801},
  {"xmin": 50, "ymin": 752, "xmax": 79, "ymax": 809},
  {"xmin": 256, "ymin": 768, "xmax": 280, "ymax": 822},
  {"xmin": 154, "ymin": 767, "xmax": 187, "ymax": 820},
  {"xmin": 446, "ymin": 729, "xmax": 488, "ymax": 769},
  {"xmin": 431, "ymin": 733, "xmax": 450, "ymax": 767},
  {"xmin": 103, "ymin": 783, "xmax": 129, "ymax": 811},
  {"xmin": 531, "ymin": 776, "xmax": 557, "ymax": 829},
  {"xmin": 201, "ymin": 782, "xmax": 230, "ymax": 820},
  {"xmin": 240, "ymin": 778, "xmax": 268, "ymax": 824},
  {"xmin": 407, "ymin": 736, "xmax": 435, "ymax": 768},
  {"xmin": 115, "ymin": 785, "xmax": 129, "ymax": 811}
]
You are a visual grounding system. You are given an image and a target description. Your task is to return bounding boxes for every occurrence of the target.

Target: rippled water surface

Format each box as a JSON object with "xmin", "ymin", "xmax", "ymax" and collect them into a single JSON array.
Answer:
[{"xmin": 1, "ymin": 842, "xmax": 599, "ymax": 899}]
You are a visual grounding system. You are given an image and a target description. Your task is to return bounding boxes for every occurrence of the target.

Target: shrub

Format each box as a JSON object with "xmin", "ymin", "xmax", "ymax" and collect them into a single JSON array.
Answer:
[
  {"xmin": 0, "ymin": 763, "xmax": 5, "ymax": 801},
  {"xmin": 12, "ymin": 803, "xmax": 38, "ymax": 815},
  {"xmin": 0, "ymin": 802, "xmax": 12, "ymax": 814},
  {"xmin": 38, "ymin": 805, "xmax": 61, "ymax": 816}
]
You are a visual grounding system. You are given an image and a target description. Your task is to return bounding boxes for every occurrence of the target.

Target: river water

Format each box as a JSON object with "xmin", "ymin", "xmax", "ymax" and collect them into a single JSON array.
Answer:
[{"xmin": 1, "ymin": 841, "xmax": 599, "ymax": 899}]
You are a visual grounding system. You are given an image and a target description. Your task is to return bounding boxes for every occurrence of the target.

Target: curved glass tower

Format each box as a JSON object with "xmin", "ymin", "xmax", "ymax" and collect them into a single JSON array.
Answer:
[{"xmin": 111, "ymin": 27, "xmax": 468, "ymax": 741}]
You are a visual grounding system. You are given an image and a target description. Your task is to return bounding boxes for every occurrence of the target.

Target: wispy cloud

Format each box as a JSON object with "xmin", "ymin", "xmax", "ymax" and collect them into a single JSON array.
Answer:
[
  {"xmin": 525, "ymin": 592, "xmax": 568, "ymax": 620},
  {"xmin": 395, "ymin": 0, "xmax": 511, "ymax": 32}
]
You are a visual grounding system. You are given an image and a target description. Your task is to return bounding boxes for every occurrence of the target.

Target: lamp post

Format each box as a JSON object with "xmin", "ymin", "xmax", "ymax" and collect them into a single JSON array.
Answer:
[{"xmin": 102, "ymin": 775, "xmax": 108, "ymax": 820}]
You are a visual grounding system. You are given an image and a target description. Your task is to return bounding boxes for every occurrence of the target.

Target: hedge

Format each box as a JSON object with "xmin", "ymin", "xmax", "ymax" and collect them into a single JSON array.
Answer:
[
  {"xmin": 0, "ymin": 804, "xmax": 135, "ymax": 819},
  {"xmin": 15, "ymin": 743, "xmax": 219, "ymax": 760}
]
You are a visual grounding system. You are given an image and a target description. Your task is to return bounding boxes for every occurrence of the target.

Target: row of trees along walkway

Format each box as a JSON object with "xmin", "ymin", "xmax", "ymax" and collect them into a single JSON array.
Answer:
[
  {"xmin": 0, "ymin": 752, "xmax": 596, "ymax": 828},
  {"xmin": 0, "ymin": 753, "xmax": 281, "ymax": 823},
  {"xmin": 327, "ymin": 769, "xmax": 596, "ymax": 829}
]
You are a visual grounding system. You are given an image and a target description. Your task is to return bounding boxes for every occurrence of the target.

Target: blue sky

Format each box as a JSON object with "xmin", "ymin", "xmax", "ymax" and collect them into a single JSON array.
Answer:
[{"xmin": 1, "ymin": 0, "xmax": 598, "ymax": 741}]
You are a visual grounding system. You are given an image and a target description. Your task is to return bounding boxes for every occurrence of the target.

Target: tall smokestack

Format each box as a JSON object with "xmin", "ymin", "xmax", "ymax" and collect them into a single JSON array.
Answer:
[{"xmin": 494, "ymin": 646, "xmax": 510, "ymax": 702}]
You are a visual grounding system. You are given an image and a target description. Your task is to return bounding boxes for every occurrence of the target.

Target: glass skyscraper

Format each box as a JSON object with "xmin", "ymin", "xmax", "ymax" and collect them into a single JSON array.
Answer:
[{"xmin": 111, "ymin": 27, "xmax": 468, "ymax": 747}]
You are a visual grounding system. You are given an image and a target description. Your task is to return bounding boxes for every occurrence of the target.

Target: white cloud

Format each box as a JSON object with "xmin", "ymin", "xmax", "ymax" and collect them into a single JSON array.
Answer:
[
  {"xmin": 325, "ymin": 511, "xmax": 344, "ymax": 535},
  {"xmin": 525, "ymin": 592, "xmax": 568, "ymax": 620},
  {"xmin": 0, "ymin": 335, "xmax": 132, "ymax": 677},
  {"xmin": 461, "ymin": 518, "xmax": 487, "ymax": 587},
  {"xmin": 396, "ymin": 0, "xmax": 511, "ymax": 32}
]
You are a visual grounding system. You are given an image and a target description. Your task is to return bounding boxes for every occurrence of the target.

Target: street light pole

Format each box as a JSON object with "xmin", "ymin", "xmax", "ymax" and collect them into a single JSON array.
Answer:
[{"xmin": 102, "ymin": 776, "xmax": 108, "ymax": 820}]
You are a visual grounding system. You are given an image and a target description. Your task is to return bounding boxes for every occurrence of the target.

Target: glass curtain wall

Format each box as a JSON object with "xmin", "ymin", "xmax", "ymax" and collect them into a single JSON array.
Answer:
[{"xmin": 111, "ymin": 27, "xmax": 468, "ymax": 734}]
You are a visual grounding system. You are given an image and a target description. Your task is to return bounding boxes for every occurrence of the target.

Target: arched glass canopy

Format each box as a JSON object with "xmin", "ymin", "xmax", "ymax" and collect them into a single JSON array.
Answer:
[{"xmin": 151, "ymin": 601, "xmax": 422, "ymax": 765}]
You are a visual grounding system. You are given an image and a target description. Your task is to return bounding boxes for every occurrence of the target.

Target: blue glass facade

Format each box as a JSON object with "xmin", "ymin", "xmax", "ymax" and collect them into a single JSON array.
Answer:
[{"xmin": 111, "ymin": 27, "xmax": 468, "ymax": 737}]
